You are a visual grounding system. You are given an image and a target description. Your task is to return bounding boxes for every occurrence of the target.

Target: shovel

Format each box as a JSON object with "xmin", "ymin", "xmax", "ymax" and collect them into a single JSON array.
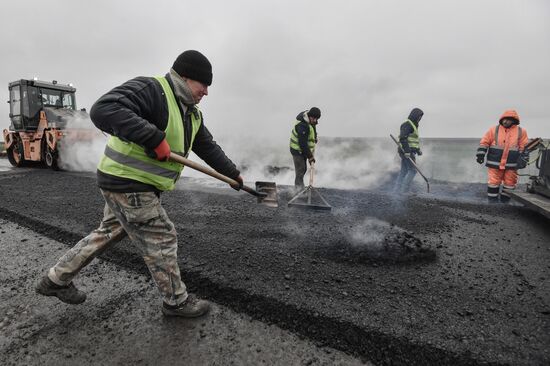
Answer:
[
  {"xmin": 390, "ymin": 134, "xmax": 430, "ymax": 193},
  {"xmin": 169, "ymin": 152, "xmax": 278, "ymax": 207}
]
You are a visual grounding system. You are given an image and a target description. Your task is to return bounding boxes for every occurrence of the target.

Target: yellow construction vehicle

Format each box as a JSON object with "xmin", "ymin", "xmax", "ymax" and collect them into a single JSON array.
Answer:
[{"xmin": 3, "ymin": 79, "xmax": 93, "ymax": 170}]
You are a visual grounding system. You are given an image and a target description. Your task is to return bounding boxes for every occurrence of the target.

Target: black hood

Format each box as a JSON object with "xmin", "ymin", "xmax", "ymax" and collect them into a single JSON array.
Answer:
[
  {"xmin": 408, "ymin": 108, "xmax": 424, "ymax": 125},
  {"xmin": 296, "ymin": 110, "xmax": 307, "ymax": 123}
]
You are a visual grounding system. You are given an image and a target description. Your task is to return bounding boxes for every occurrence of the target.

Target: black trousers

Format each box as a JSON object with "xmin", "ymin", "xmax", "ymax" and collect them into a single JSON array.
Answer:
[{"xmin": 292, "ymin": 154, "xmax": 307, "ymax": 188}]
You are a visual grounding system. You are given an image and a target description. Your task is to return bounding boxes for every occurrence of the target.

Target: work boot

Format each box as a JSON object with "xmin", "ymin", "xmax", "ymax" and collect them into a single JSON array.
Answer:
[
  {"xmin": 35, "ymin": 275, "xmax": 86, "ymax": 304},
  {"xmin": 487, "ymin": 196, "xmax": 499, "ymax": 204},
  {"xmin": 162, "ymin": 294, "xmax": 210, "ymax": 318}
]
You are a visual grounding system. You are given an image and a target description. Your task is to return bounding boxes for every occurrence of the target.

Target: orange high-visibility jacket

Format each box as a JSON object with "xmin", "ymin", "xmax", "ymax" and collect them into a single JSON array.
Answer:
[{"xmin": 478, "ymin": 124, "xmax": 528, "ymax": 170}]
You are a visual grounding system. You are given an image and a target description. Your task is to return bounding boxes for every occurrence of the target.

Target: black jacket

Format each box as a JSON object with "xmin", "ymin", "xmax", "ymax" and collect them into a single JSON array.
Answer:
[
  {"xmin": 290, "ymin": 111, "xmax": 317, "ymax": 158},
  {"xmin": 90, "ymin": 74, "xmax": 239, "ymax": 192},
  {"xmin": 399, "ymin": 108, "xmax": 423, "ymax": 154}
]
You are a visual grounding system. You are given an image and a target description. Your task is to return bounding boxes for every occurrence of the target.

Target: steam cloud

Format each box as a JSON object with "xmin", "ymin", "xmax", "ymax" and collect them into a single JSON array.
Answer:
[
  {"xmin": 54, "ymin": 117, "xmax": 537, "ymax": 193},
  {"xmin": 57, "ymin": 115, "xmax": 106, "ymax": 172},
  {"xmin": 348, "ymin": 217, "xmax": 395, "ymax": 249}
]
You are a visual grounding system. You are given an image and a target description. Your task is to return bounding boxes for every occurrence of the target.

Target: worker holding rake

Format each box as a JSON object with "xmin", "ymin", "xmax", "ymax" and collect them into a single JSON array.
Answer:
[
  {"xmin": 36, "ymin": 50, "xmax": 244, "ymax": 318},
  {"xmin": 289, "ymin": 107, "xmax": 321, "ymax": 189},
  {"xmin": 393, "ymin": 108, "xmax": 424, "ymax": 193}
]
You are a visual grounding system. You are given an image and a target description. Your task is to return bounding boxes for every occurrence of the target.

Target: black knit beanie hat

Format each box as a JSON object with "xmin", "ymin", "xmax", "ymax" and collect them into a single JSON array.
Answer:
[
  {"xmin": 172, "ymin": 50, "xmax": 213, "ymax": 86},
  {"xmin": 308, "ymin": 107, "xmax": 321, "ymax": 119}
]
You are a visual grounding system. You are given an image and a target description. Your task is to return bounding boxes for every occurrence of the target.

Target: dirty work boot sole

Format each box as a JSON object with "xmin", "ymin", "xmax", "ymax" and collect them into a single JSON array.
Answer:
[
  {"xmin": 162, "ymin": 294, "xmax": 210, "ymax": 318},
  {"xmin": 35, "ymin": 275, "xmax": 86, "ymax": 305}
]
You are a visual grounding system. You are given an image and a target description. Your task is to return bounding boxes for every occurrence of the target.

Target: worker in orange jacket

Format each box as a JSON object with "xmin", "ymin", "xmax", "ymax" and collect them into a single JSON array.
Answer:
[{"xmin": 476, "ymin": 109, "xmax": 528, "ymax": 203}]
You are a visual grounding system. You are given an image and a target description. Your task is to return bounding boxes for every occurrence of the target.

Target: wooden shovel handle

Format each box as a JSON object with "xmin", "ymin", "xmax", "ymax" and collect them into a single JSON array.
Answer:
[
  {"xmin": 170, "ymin": 153, "xmax": 237, "ymax": 185},
  {"xmin": 169, "ymin": 153, "xmax": 265, "ymax": 197}
]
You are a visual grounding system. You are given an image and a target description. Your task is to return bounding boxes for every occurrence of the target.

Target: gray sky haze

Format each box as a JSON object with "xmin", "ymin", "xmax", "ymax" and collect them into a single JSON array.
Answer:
[{"xmin": 1, "ymin": 0, "xmax": 549, "ymax": 140}]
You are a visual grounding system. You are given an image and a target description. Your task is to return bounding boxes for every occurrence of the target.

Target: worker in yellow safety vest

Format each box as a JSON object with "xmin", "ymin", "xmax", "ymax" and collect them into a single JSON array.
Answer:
[
  {"xmin": 394, "ymin": 108, "xmax": 424, "ymax": 193},
  {"xmin": 289, "ymin": 107, "xmax": 320, "ymax": 188},
  {"xmin": 36, "ymin": 50, "xmax": 244, "ymax": 318}
]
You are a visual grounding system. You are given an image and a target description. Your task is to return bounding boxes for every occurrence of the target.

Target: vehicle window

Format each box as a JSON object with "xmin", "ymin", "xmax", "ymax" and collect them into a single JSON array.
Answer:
[
  {"xmin": 27, "ymin": 87, "xmax": 42, "ymax": 118},
  {"xmin": 40, "ymin": 88, "xmax": 62, "ymax": 107},
  {"xmin": 21, "ymin": 88, "xmax": 29, "ymax": 116},
  {"xmin": 10, "ymin": 86, "xmax": 21, "ymax": 116},
  {"xmin": 39, "ymin": 88, "xmax": 75, "ymax": 109},
  {"xmin": 62, "ymin": 93, "xmax": 75, "ymax": 109}
]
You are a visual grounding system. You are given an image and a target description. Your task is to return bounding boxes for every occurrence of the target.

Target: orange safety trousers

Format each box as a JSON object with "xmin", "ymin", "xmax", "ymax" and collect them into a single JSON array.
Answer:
[{"xmin": 488, "ymin": 167, "xmax": 518, "ymax": 189}]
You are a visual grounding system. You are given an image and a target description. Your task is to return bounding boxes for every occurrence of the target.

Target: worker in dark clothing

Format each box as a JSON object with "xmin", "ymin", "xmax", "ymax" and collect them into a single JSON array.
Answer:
[
  {"xmin": 289, "ymin": 107, "xmax": 320, "ymax": 188},
  {"xmin": 394, "ymin": 108, "xmax": 424, "ymax": 193},
  {"xmin": 36, "ymin": 50, "xmax": 243, "ymax": 318}
]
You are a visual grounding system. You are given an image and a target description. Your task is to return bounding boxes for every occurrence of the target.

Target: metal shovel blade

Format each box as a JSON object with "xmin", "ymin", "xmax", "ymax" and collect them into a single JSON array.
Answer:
[{"xmin": 255, "ymin": 181, "xmax": 278, "ymax": 208}]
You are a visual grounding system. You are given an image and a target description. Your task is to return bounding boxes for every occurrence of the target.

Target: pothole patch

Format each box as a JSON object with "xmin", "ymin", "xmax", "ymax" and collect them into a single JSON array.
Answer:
[{"xmin": 313, "ymin": 218, "xmax": 436, "ymax": 264}]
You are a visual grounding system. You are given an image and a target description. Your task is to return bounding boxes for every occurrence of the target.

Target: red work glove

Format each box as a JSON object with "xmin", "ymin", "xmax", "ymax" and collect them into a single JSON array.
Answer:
[
  {"xmin": 152, "ymin": 139, "xmax": 171, "ymax": 161},
  {"xmin": 231, "ymin": 175, "xmax": 244, "ymax": 191}
]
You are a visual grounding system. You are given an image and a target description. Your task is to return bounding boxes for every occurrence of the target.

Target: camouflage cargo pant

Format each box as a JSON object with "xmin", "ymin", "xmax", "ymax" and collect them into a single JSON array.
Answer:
[{"xmin": 48, "ymin": 189, "xmax": 187, "ymax": 306}]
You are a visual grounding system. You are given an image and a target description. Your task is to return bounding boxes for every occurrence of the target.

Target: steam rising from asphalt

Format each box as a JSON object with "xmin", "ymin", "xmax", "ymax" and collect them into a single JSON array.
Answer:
[
  {"xmin": 211, "ymin": 136, "xmax": 399, "ymax": 190},
  {"xmin": 59, "ymin": 134, "xmax": 107, "ymax": 172},
  {"xmin": 54, "ymin": 117, "xmax": 535, "ymax": 197},
  {"xmin": 347, "ymin": 217, "xmax": 395, "ymax": 249},
  {"xmin": 213, "ymin": 134, "xmax": 492, "ymax": 192},
  {"xmin": 57, "ymin": 115, "xmax": 106, "ymax": 172}
]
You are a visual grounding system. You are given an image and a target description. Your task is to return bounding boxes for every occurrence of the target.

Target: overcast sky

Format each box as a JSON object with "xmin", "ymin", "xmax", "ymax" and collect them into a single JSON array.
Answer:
[{"xmin": 1, "ymin": 0, "xmax": 548, "ymax": 140}]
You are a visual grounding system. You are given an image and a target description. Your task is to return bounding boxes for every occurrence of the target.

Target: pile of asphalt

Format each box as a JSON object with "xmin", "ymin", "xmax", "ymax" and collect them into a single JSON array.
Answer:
[{"xmin": 0, "ymin": 167, "xmax": 548, "ymax": 366}]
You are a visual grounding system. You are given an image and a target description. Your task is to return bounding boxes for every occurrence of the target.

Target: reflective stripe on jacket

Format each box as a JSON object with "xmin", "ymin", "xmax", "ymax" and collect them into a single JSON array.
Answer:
[
  {"xmin": 290, "ymin": 121, "xmax": 316, "ymax": 155},
  {"xmin": 97, "ymin": 76, "xmax": 202, "ymax": 191},
  {"xmin": 477, "ymin": 124, "xmax": 528, "ymax": 169}
]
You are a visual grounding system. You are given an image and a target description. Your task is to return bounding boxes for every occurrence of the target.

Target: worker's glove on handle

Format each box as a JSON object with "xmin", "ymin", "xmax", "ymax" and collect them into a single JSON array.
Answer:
[
  {"xmin": 146, "ymin": 139, "xmax": 171, "ymax": 161},
  {"xmin": 308, "ymin": 157, "xmax": 316, "ymax": 165},
  {"xmin": 417, "ymin": 150, "xmax": 423, "ymax": 156},
  {"xmin": 230, "ymin": 175, "xmax": 244, "ymax": 191},
  {"xmin": 476, "ymin": 155, "xmax": 484, "ymax": 165}
]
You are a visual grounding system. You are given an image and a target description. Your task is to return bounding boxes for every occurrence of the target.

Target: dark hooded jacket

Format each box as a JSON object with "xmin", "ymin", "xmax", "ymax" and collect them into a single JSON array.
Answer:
[
  {"xmin": 398, "ymin": 108, "xmax": 423, "ymax": 154},
  {"xmin": 90, "ymin": 73, "xmax": 239, "ymax": 193},
  {"xmin": 290, "ymin": 111, "xmax": 317, "ymax": 158}
]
